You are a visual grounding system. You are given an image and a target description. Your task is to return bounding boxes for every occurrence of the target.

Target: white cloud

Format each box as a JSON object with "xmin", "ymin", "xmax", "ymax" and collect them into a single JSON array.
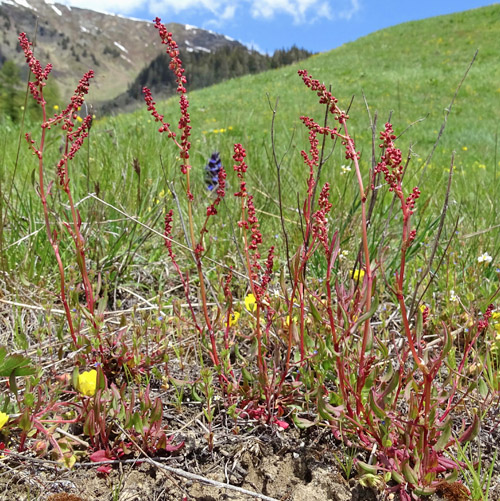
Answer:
[
  {"xmin": 220, "ymin": 4, "xmax": 236, "ymax": 20},
  {"xmin": 337, "ymin": 0, "xmax": 359, "ymax": 20},
  {"xmin": 61, "ymin": 0, "xmax": 360, "ymax": 25},
  {"xmin": 150, "ymin": 0, "xmax": 359, "ymax": 25},
  {"xmin": 242, "ymin": 40, "xmax": 267, "ymax": 54},
  {"xmin": 251, "ymin": 0, "xmax": 320, "ymax": 24},
  {"xmin": 148, "ymin": 0, "xmax": 226, "ymax": 16},
  {"xmin": 61, "ymin": 0, "xmax": 144, "ymax": 14}
]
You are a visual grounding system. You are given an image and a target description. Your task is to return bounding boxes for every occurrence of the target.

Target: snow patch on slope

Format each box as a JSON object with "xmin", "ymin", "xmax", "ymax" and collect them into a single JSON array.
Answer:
[{"xmin": 113, "ymin": 41, "xmax": 128, "ymax": 53}]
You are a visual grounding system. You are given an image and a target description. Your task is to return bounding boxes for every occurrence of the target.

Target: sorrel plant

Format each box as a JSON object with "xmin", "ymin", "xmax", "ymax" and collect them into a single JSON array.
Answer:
[
  {"xmin": 143, "ymin": 19, "xmax": 495, "ymax": 499},
  {"xmin": 11, "ymin": 19, "xmax": 496, "ymax": 500}
]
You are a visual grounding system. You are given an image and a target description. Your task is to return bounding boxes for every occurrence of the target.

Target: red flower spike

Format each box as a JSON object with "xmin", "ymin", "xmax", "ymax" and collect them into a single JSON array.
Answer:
[{"xmin": 143, "ymin": 19, "xmax": 191, "ymax": 173}]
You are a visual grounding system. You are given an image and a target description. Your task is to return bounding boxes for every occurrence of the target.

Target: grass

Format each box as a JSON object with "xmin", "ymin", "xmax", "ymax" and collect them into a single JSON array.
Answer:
[
  {"xmin": 0, "ymin": 5, "xmax": 499, "ymax": 500},
  {"xmin": 2, "ymin": 5, "xmax": 500, "ymax": 282}
]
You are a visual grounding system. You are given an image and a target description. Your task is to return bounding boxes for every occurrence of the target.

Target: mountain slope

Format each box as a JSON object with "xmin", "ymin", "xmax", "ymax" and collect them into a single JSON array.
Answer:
[
  {"xmin": 102, "ymin": 44, "xmax": 313, "ymax": 115},
  {"xmin": 0, "ymin": 0, "xmax": 243, "ymax": 101},
  {"xmin": 104, "ymin": 4, "xmax": 499, "ymax": 230}
]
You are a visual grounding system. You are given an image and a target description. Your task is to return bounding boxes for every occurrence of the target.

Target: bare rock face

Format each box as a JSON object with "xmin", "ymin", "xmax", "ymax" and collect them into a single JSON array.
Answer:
[{"xmin": 0, "ymin": 0, "xmax": 243, "ymax": 102}]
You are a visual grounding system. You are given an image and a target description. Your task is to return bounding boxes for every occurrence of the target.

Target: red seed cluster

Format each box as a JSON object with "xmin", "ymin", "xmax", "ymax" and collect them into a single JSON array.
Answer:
[
  {"xmin": 163, "ymin": 209, "xmax": 175, "ymax": 259},
  {"xmin": 19, "ymin": 32, "xmax": 95, "ymax": 169},
  {"xmin": 375, "ymin": 123, "xmax": 404, "ymax": 192},
  {"xmin": 233, "ymin": 144, "xmax": 248, "ymax": 199},
  {"xmin": 153, "ymin": 17, "xmax": 191, "ymax": 174},
  {"xmin": 153, "ymin": 17, "xmax": 186, "ymax": 94},
  {"xmin": 223, "ymin": 267, "xmax": 234, "ymax": 299},
  {"xmin": 405, "ymin": 187, "xmax": 421, "ymax": 215},
  {"xmin": 247, "ymin": 195, "xmax": 262, "ymax": 253},
  {"xmin": 298, "ymin": 72, "xmax": 360, "ymax": 170},
  {"xmin": 41, "ymin": 70, "xmax": 94, "ymax": 134},
  {"xmin": 312, "ymin": 183, "xmax": 332, "ymax": 252},
  {"xmin": 143, "ymin": 18, "xmax": 191, "ymax": 174},
  {"xmin": 255, "ymin": 246, "xmax": 275, "ymax": 299},
  {"xmin": 142, "ymin": 87, "xmax": 173, "ymax": 134},
  {"xmin": 478, "ymin": 304, "xmax": 494, "ymax": 331},
  {"xmin": 18, "ymin": 32, "xmax": 52, "ymax": 105},
  {"xmin": 56, "ymin": 115, "xmax": 93, "ymax": 188},
  {"xmin": 375, "ymin": 123, "xmax": 421, "ymax": 217},
  {"xmin": 374, "ymin": 123, "xmax": 421, "ymax": 250},
  {"xmin": 421, "ymin": 305, "xmax": 430, "ymax": 326},
  {"xmin": 206, "ymin": 167, "xmax": 227, "ymax": 216},
  {"xmin": 298, "ymin": 69, "xmax": 348, "ymax": 123}
]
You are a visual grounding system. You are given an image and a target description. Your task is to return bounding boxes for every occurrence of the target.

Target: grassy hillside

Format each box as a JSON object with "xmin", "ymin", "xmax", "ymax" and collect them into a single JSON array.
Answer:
[
  {"xmin": 106, "ymin": 4, "xmax": 499, "ymax": 225},
  {"xmin": 0, "ymin": 8, "xmax": 499, "ymax": 499},
  {"xmin": 1, "ymin": 4, "xmax": 499, "ymax": 283}
]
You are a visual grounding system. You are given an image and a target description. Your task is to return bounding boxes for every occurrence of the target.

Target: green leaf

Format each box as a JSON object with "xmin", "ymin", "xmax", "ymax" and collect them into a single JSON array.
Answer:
[
  {"xmin": 24, "ymin": 392, "xmax": 35, "ymax": 407},
  {"xmin": 402, "ymin": 462, "xmax": 419, "ymax": 485},
  {"xmin": 447, "ymin": 347, "xmax": 456, "ymax": 370},
  {"xmin": 383, "ymin": 370, "xmax": 400, "ymax": 408},
  {"xmin": 434, "ymin": 418, "xmax": 452, "ymax": 451},
  {"xmin": 376, "ymin": 335, "xmax": 389, "ymax": 358},
  {"xmin": 132, "ymin": 411, "xmax": 144, "ymax": 433},
  {"xmin": 478, "ymin": 377, "xmax": 488, "ymax": 398},
  {"xmin": 72, "ymin": 367, "xmax": 80, "ymax": 392},
  {"xmin": 356, "ymin": 460, "xmax": 378, "ymax": 475},
  {"xmin": 338, "ymin": 303, "xmax": 349, "ymax": 332},
  {"xmin": 242, "ymin": 366, "xmax": 254, "ymax": 384},
  {"xmin": 0, "ymin": 350, "xmax": 34, "ymax": 377},
  {"xmin": 458, "ymin": 413, "xmax": 480, "ymax": 444},
  {"xmin": 361, "ymin": 371, "xmax": 375, "ymax": 405},
  {"xmin": 380, "ymin": 364, "xmax": 393, "ymax": 384},
  {"xmin": 9, "ymin": 373, "xmax": 18, "ymax": 395},
  {"xmin": 308, "ymin": 297, "xmax": 323, "ymax": 324},
  {"xmin": 352, "ymin": 294, "xmax": 379, "ymax": 331},
  {"xmin": 19, "ymin": 409, "xmax": 31, "ymax": 432},
  {"xmin": 292, "ymin": 413, "xmax": 315, "ymax": 430},
  {"xmin": 191, "ymin": 384, "xmax": 203, "ymax": 403},
  {"xmin": 391, "ymin": 470, "xmax": 404, "ymax": 484},
  {"xmin": 150, "ymin": 398, "xmax": 163, "ymax": 423},
  {"xmin": 83, "ymin": 410, "xmax": 95, "ymax": 437},
  {"xmin": 413, "ymin": 486, "xmax": 436, "ymax": 496},
  {"xmin": 369, "ymin": 390, "xmax": 386, "ymax": 420}
]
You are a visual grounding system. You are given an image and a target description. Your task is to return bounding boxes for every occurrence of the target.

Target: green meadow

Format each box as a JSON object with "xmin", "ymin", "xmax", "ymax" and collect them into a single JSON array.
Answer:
[
  {"xmin": 0, "ymin": 5, "xmax": 499, "ymax": 499},
  {"xmin": 2, "ymin": 5, "xmax": 499, "ymax": 288}
]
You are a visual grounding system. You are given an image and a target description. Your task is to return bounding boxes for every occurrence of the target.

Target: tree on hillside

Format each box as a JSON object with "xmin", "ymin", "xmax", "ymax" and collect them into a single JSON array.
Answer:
[
  {"xmin": 101, "ymin": 44, "xmax": 313, "ymax": 115},
  {"xmin": 0, "ymin": 60, "xmax": 22, "ymax": 122}
]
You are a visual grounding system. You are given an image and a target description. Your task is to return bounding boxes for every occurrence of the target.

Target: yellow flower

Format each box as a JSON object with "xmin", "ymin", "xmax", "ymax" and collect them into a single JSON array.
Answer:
[
  {"xmin": 76, "ymin": 116, "xmax": 83, "ymax": 123},
  {"xmin": 226, "ymin": 311, "xmax": 240, "ymax": 327},
  {"xmin": 53, "ymin": 104, "xmax": 59, "ymax": 111},
  {"xmin": 352, "ymin": 269, "xmax": 365, "ymax": 282},
  {"xmin": 0, "ymin": 412, "xmax": 9, "ymax": 430},
  {"xmin": 244, "ymin": 293, "xmax": 257, "ymax": 312},
  {"xmin": 462, "ymin": 146, "xmax": 468, "ymax": 151},
  {"xmin": 419, "ymin": 304, "xmax": 427, "ymax": 313},
  {"xmin": 77, "ymin": 369, "xmax": 97, "ymax": 397},
  {"xmin": 285, "ymin": 315, "xmax": 298, "ymax": 327}
]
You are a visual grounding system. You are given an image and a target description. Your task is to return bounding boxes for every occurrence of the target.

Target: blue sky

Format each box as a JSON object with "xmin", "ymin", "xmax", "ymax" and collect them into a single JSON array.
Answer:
[{"xmin": 63, "ymin": 0, "xmax": 496, "ymax": 53}]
